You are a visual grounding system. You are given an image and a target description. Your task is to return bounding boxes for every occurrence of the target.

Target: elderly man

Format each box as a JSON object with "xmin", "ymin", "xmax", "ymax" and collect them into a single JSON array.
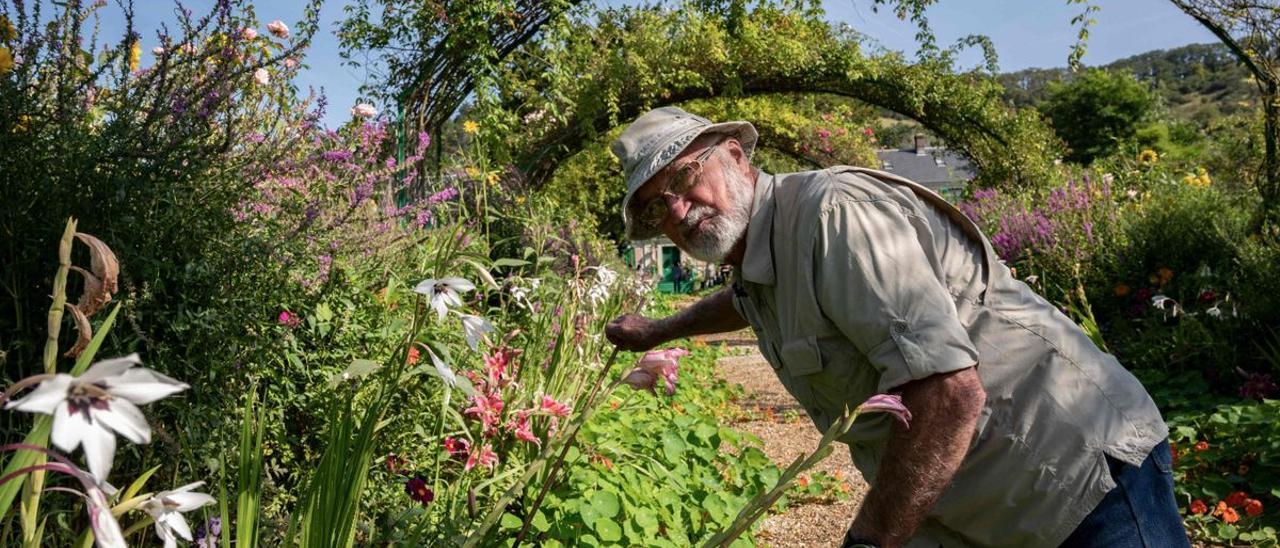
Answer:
[{"xmin": 604, "ymin": 107, "xmax": 1188, "ymax": 548}]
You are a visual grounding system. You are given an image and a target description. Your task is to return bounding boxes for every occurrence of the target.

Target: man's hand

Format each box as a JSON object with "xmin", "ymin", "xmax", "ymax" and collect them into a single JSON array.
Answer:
[
  {"xmin": 606, "ymin": 314, "xmax": 663, "ymax": 351},
  {"xmin": 605, "ymin": 287, "xmax": 750, "ymax": 352},
  {"xmin": 846, "ymin": 366, "xmax": 986, "ymax": 547}
]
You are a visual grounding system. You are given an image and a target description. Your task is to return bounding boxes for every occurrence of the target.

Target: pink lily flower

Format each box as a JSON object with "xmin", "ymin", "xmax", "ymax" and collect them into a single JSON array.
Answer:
[
  {"xmin": 507, "ymin": 410, "xmax": 541, "ymax": 447},
  {"xmin": 621, "ymin": 348, "xmax": 687, "ymax": 395},
  {"xmin": 465, "ymin": 443, "xmax": 499, "ymax": 472},
  {"xmin": 537, "ymin": 394, "xmax": 571, "ymax": 418},
  {"xmin": 463, "ymin": 392, "xmax": 504, "ymax": 437},
  {"xmin": 856, "ymin": 393, "xmax": 913, "ymax": 429}
]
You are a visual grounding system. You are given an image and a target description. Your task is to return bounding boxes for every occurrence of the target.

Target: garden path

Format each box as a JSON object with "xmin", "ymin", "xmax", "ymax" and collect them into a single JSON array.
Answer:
[{"xmin": 695, "ymin": 328, "xmax": 870, "ymax": 548}]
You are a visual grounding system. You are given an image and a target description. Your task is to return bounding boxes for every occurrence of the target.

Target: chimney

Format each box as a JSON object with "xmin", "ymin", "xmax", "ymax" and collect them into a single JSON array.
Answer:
[{"xmin": 914, "ymin": 134, "xmax": 928, "ymax": 156}]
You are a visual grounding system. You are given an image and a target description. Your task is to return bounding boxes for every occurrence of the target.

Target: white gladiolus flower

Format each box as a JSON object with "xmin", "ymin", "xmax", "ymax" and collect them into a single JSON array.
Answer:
[
  {"xmin": 4, "ymin": 354, "xmax": 188, "ymax": 481},
  {"xmin": 141, "ymin": 482, "xmax": 216, "ymax": 548},
  {"xmin": 460, "ymin": 314, "xmax": 495, "ymax": 351},
  {"xmin": 428, "ymin": 347, "xmax": 457, "ymax": 387},
  {"xmin": 413, "ymin": 277, "xmax": 476, "ymax": 320}
]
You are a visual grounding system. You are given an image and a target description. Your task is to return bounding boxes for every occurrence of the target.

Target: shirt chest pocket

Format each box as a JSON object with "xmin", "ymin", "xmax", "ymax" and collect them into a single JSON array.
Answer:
[{"xmin": 779, "ymin": 334, "xmax": 882, "ymax": 426}]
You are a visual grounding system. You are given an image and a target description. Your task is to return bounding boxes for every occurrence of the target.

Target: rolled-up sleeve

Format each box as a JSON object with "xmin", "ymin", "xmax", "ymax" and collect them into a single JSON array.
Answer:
[{"xmin": 814, "ymin": 198, "xmax": 979, "ymax": 393}]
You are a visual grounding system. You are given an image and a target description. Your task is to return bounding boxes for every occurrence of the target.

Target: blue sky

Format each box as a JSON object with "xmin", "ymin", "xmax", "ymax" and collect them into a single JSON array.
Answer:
[{"xmin": 95, "ymin": 0, "xmax": 1218, "ymax": 128}]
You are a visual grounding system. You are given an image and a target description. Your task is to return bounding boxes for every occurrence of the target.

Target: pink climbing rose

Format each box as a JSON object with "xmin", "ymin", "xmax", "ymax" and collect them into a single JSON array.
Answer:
[{"xmin": 856, "ymin": 393, "xmax": 913, "ymax": 429}]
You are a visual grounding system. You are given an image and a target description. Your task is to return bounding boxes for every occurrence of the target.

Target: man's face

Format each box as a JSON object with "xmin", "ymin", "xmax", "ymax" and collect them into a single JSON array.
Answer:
[{"xmin": 629, "ymin": 138, "xmax": 754, "ymax": 263}]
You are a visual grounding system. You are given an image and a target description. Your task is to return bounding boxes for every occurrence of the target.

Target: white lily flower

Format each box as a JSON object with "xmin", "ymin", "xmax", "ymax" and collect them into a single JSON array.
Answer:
[
  {"xmin": 428, "ymin": 347, "xmax": 457, "ymax": 387},
  {"xmin": 141, "ymin": 481, "xmax": 216, "ymax": 548},
  {"xmin": 4, "ymin": 354, "xmax": 188, "ymax": 482},
  {"xmin": 460, "ymin": 314, "xmax": 496, "ymax": 351},
  {"xmin": 413, "ymin": 277, "xmax": 476, "ymax": 320},
  {"xmin": 1151, "ymin": 295, "xmax": 1172, "ymax": 309}
]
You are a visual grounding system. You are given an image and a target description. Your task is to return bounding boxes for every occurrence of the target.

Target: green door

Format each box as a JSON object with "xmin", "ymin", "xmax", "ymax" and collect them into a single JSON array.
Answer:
[{"xmin": 658, "ymin": 246, "xmax": 681, "ymax": 293}]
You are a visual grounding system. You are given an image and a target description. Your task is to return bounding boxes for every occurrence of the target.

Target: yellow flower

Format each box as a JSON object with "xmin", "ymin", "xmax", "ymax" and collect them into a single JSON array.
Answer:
[
  {"xmin": 0, "ymin": 46, "xmax": 12, "ymax": 75},
  {"xmin": 128, "ymin": 40, "xmax": 141, "ymax": 72},
  {"xmin": 0, "ymin": 15, "xmax": 16, "ymax": 42},
  {"xmin": 462, "ymin": 120, "xmax": 479, "ymax": 134},
  {"xmin": 1137, "ymin": 149, "xmax": 1159, "ymax": 165},
  {"xmin": 485, "ymin": 172, "xmax": 499, "ymax": 187},
  {"xmin": 464, "ymin": 166, "xmax": 480, "ymax": 178},
  {"xmin": 14, "ymin": 114, "xmax": 30, "ymax": 133},
  {"xmin": 515, "ymin": 195, "xmax": 526, "ymax": 205}
]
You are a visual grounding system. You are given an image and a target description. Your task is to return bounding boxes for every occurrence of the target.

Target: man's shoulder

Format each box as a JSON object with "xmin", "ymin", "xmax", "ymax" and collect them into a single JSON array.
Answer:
[{"xmin": 776, "ymin": 166, "xmax": 906, "ymax": 216}]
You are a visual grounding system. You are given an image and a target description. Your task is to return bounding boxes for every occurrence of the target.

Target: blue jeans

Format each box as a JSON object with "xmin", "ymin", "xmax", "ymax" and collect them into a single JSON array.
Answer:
[{"xmin": 1060, "ymin": 439, "xmax": 1190, "ymax": 547}]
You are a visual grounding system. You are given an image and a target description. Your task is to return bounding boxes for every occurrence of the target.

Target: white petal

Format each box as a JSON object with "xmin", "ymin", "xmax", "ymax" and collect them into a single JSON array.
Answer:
[
  {"xmin": 412, "ymin": 278, "xmax": 439, "ymax": 295},
  {"xmin": 430, "ymin": 351, "xmax": 457, "ymax": 387},
  {"xmin": 94, "ymin": 399, "xmax": 152, "ymax": 444},
  {"xmin": 442, "ymin": 277, "xmax": 475, "ymax": 293},
  {"xmin": 5, "ymin": 375, "xmax": 72, "ymax": 413},
  {"xmin": 80, "ymin": 422, "xmax": 118, "ymax": 482},
  {"xmin": 107, "ymin": 368, "xmax": 188, "ymax": 404},
  {"xmin": 164, "ymin": 481, "xmax": 206, "ymax": 495},
  {"xmin": 88, "ymin": 491, "xmax": 128, "ymax": 548},
  {"xmin": 430, "ymin": 296, "xmax": 448, "ymax": 320},
  {"xmin": 166, "ymin": 491, "xmax": 215, "ymax": 512},
  {"xmin": 153, "ymin": 518, "xmax": 177, "ymax": 548},
  {"xmin": 159, "ymin": 509, "xmax": 194, "ymax": 541},
  {"xmin": 50, "ymin": 400, "xmax": 88, "ymax": 453},
  {"xmin": 80, "ymin": 354, "xmax": 142, "ymax": 383}
]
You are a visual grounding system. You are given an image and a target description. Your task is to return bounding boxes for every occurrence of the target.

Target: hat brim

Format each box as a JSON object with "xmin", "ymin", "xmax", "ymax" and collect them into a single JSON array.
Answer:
[{"xmin": 622, "ymin": 121, "xmax": 758, "ymax": 241}]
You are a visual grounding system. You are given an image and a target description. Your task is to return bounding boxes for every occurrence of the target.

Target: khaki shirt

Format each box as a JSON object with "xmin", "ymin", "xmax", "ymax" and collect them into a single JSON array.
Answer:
[{"xmin": 730, "ymin": 167, "xmax": 1168, "ymax": 547}]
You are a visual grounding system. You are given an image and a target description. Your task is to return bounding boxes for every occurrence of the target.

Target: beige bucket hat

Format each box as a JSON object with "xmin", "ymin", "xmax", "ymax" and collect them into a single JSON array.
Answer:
[{"xmin": 610, "ymin": 106, "xmax": 758, "ymax": 240}]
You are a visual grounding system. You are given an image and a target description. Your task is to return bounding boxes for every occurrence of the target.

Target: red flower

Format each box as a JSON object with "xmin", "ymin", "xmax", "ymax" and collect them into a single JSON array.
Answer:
[
  {"xmin": 1244, "ymin": 499, "xmax": 1264, "ymax": 517},
  {"xmin": 1189, "ymin": 499, "xmax": 1208, "ymax": 515},
  {"xmin": 1225, "ymin": 491, "xmax": 1249, "ymax": 507},
  {"xmin": 443, "ymin": 436, "xmax": 470, "ymax": 460},
  {"xmin": 385, "ymin": 453, "xmax": 407, "ymax": 474},
  {"xmin": 406, "ymin": 346, "xmax": 421, "ymax": 365},
  {"xmin": 405, "ymin": 476, "xmax": 434, "ymax": 506},
  {"xmin": 1194, "ymin": 440, "xmax": 1209, "ymax": 452},
  {"xmin": 1199, "ymin": 289, "xmax": 1216, "ymax": 302}
]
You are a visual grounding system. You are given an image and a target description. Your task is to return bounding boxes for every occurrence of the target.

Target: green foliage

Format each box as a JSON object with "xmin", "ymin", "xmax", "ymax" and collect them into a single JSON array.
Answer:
[
  {"xmin": 1040, "ymin": 69, "xmax": 1158, "ymax": 164},
  {"xmin": 1168, "ymin": 399, "xmax": 1280, "ymax": 545}
]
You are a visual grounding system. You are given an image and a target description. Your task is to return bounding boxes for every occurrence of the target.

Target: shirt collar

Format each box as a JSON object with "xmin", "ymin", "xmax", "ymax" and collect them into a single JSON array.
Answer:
[{"xmin": 740, "ymin": 170, "xmax": 776, "ymax": 286}]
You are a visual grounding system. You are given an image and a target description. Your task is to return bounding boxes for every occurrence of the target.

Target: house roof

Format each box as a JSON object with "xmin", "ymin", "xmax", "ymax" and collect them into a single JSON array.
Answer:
[{"xmin": 874, "ymin": 147, "xmax": 976, "ymax": 191}]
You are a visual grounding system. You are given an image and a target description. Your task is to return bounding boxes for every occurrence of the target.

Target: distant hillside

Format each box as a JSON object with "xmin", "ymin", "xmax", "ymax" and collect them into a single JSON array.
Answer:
[{"xmin": 997, "ymin": 43, "xmax": 1257, "ymax": 124}]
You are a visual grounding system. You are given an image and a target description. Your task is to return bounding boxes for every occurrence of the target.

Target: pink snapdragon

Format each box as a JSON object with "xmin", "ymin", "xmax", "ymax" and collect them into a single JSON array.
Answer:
[
  {"xmin": 465, "ymin": 443, "xmax": 499, "ymax": 472},
  {"xmin": 856, "ymin": 393, "xmax": 913, "ymax": 429},
  {"xmin": 621, "ymin": 348, "xmax": 688, "ymax": 395}
]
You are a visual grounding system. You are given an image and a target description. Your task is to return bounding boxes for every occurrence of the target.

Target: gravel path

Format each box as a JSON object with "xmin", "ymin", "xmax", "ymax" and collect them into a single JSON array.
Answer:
[{"xmin": 697, "ymin": 329, "xmax": 870, "ymax": 548}]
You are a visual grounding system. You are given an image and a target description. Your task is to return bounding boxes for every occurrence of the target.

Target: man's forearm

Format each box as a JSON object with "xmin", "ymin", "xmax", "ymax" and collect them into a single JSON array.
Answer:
[
  {"xmin": 849, "ymin": 367, "xmax": 986, "ymax": 547},
  {"xmin": 656, "ymin": 287, "xmax": 749, "ymax": 341}
]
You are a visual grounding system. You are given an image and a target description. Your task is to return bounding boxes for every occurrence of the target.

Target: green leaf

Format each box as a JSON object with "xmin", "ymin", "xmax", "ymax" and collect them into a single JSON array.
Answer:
[
  {"xmin": 594, "ymin": 519, "xmax": 622, "ymax": 542},
  {"xmin": 500, "ymin": 513, "xmax": 522, "ymax": 530},
  {"xmin": 1218, "ymin": 523, "xmax": 1238, "ymax": 540},
  {"xmin": 590, "ymin": 490, "xmax": 620, "ymax": 518},
  {"xmin": 327, "ymin": 359, "xmax": 382, "ymax": 389},
  {"xmin": 492, "ymin": 258, "xmax": 530, "ymax": 268},
  {"xmin": 532, "ymin": 510, "xmax": 551, "ymax": 532}
]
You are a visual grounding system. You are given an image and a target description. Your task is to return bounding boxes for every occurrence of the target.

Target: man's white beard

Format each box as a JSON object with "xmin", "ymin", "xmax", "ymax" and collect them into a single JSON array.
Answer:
[{"xmin": 679, "ymin": 161, "xmax": 752, "ymax": 263}]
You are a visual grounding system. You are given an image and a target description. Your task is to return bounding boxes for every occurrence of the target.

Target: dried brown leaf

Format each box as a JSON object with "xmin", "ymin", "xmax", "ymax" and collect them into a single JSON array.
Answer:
[
  {"xmin": 73, "ymin": 231, "xmax": 120, "ymax": 316},
  {"xmin": 70, "ymin": 265, "xmax": 111, "ymax": 317},
  {"xmin": 63, "ymin": 302, "xmax": 92, "ymax": 358}
]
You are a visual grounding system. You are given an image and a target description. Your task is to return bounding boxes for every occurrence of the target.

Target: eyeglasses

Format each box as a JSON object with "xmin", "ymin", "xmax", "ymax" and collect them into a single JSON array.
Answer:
[{"xmin": 632, "ymin": 138, "xmax": 725, "ymax": 232}]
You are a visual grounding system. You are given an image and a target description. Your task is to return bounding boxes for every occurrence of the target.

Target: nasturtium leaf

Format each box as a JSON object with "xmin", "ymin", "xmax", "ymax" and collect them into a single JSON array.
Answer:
[
  {"xmin": 594, "ymin": 519, "xmax": 622, "ymax": 542},
  {"xmin": 532, "ymin": 510, "xmax": 551, "ymax": 532},
  {"xmin": 500, "ymin": 513, "xmax": 521, "ymax": 530},
  {"xmin": 1218, "ymin": 523, "xmax": 1238, "ymax": 540},
  {"xmin": 591, "ymin": 489, "xmax": 621, "ymax": 518}
]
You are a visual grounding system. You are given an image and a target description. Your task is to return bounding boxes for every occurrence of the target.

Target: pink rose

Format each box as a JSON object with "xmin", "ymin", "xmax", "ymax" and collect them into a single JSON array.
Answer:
[{"xmin": 267, "ymin": 20, "xmax": 289, "ymax": 38}]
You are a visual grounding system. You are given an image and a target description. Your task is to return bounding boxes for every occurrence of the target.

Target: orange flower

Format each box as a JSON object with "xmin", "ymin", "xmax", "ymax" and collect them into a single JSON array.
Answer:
[
  {"xmin": 406, "ymin": 346, "xmax": 420, "ymax": 365},
  {"xmin": 796, "ymin": 475, "xmax": 810, "ymax": 488},
  {"xmin": 1114, "ymin": 283, "xmax": 1131, "ymax": 297},
  {"xmin": 1157, "ymin": 267, "xmax": 1174, "ymax": 285},
  {"xmin": 1225, "ymin": 491, "xmax": 1249, "ymax": 507},
  {"xmin": 1244, "ymin": 499, "xmax": 1263, "ymax": 517},
  {"xmin": 1189, "ymin": 499, "xmax": 1208, "ymax": 515},
  {"xmin": 1221, "ymin": 507, "xmax": 1240, "ymax": 523},
  {"xmin": 1195, "ymin": 440, "xmax": 1209, "ymax": 452}
]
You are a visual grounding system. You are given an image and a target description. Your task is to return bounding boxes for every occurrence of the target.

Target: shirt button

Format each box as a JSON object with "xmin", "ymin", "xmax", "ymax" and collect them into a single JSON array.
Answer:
[{"xmin": 892, "ymin": 322, "xmax": 908, "ymax": 334}]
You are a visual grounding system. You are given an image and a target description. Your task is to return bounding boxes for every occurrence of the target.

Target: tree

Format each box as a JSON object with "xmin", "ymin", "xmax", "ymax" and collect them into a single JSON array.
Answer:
[
  {"xmin": 1168, "ymin": 0, "xmax": 1280, "ymax": 223},
  {"xmin": 1039, "ymin": 69, "xmax": 1157, "ymax": 164}
]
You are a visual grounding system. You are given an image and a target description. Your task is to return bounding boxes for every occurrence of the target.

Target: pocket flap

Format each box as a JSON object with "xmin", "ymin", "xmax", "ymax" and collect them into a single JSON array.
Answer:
[{"xmin": 780, "ymin": 336, "xmax": 823, "ymax": 376}]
